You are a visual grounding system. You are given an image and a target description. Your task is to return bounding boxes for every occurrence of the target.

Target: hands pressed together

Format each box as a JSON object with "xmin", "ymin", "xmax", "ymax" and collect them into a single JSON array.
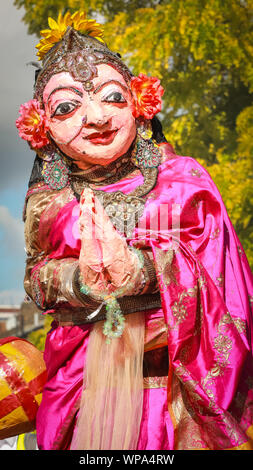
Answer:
[{"xmin": 78, "ymin": 188, "xmax": 144, "ymax": 301}]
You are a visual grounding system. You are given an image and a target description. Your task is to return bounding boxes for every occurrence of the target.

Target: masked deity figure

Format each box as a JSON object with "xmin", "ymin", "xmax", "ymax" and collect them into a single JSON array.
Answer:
[{"xmin": 16, "ymin": 11, "xmax": 253, "ymax": 450}]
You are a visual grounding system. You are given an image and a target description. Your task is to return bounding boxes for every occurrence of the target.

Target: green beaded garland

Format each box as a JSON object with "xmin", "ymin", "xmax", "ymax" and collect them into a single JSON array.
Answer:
[{"xmin": 79, "ymin": 247, "xmax": 144, "ymax": 342}]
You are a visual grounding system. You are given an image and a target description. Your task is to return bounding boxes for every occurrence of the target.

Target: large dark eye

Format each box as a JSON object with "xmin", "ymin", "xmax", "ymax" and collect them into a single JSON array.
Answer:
[
  {"xmin": 103, "ymin": 92, "xmax": 126, "ymax": 103},
  {"xmin": 53, "ymin": 102, "xmax": 79, "ymax": 116}
]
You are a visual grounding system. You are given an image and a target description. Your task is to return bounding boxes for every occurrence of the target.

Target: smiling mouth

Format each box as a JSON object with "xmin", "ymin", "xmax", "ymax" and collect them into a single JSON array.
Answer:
[{"xmin": 84, "ymin": 129, "xmax": 118, "ymax": 145}]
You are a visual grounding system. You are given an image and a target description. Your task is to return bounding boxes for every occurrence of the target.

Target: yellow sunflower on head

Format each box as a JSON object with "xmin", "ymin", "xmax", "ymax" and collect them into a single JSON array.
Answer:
[
  {"xmin": 71, "ymin": 10, "xmax": 104, "ymax": 39},
  {"xmin": 36, "ymin": 10, "xmax": 104, "ymax": 61}
]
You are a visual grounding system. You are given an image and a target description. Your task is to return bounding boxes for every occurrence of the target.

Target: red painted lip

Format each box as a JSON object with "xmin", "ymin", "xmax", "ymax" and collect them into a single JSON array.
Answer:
[{"xmin": 85, "ymin": 129, "xmax": 118, "ymax": 145}]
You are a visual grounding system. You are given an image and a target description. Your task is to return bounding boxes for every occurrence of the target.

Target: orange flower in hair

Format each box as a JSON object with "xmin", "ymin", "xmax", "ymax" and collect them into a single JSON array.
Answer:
[
  {"xmin": 16, "ymin": 99, "xmax": 49, "ymax": 149},
  {"xmin": 130, "ymin": 73, "xmax": 164, "ymax": 120}
]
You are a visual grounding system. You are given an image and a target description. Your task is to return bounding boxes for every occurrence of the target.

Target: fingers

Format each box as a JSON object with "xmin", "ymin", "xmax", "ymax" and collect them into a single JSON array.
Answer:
[
  {"xmin": 79, "ymin": 187, "xmax": 136, "ymax": 288},
  {"xmin": 80, "ymin": 187, "xmax": 118, "ymax": 242},
  {"xmin": 79, "ymin": 189, "xmax": 103, "ymax": 271},
  {"xmin": 80, "ymin": 188, "xmax": 128, "ymax": 263}
]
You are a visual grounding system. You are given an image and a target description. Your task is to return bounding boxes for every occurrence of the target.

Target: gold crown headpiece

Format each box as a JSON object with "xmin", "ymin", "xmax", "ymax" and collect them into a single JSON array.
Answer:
[{"xmin": 34, "ymin": 10, "xmax": 132, "ymax": 100}]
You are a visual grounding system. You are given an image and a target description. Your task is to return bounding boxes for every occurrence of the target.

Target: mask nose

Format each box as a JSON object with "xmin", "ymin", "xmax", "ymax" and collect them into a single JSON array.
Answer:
[{"xmin": 84, "ymin": 100, "xmax": 109, "ymax": 128}]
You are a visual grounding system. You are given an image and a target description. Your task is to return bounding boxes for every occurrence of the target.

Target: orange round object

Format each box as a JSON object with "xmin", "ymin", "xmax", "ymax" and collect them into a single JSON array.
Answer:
[{"xmin": 0, "ymin": 336, "xmax": 47, "ymax": 439}]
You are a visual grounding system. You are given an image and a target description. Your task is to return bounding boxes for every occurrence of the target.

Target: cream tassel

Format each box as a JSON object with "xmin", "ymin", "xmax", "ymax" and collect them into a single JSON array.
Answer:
[{"xmin": 70, "ymin": 312, "xmax": 145, "ymax": 450}]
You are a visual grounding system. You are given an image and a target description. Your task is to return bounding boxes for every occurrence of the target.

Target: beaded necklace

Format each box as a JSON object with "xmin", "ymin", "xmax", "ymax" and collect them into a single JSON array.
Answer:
[{"xmin": 38, "ymin": 135, "xmax": 161, "ymax": 237}]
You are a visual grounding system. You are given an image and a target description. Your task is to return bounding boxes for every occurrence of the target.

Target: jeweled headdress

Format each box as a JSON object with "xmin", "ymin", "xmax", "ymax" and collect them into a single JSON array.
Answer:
[{"xmin": 34, "ymin": 11, "xmax": 133, "ymax": 101}]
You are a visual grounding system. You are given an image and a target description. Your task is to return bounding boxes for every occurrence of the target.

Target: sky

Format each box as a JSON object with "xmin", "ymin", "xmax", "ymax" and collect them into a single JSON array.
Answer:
[{"xmin": 0, "ymin": 1, "xmax": 38, "ymax": 305}]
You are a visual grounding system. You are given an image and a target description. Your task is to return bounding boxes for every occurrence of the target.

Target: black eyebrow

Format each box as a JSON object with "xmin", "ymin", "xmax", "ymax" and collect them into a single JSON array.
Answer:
[
  {"xmin": 47, "ymin": 86, "xmax": 83, "ymax": 103},
  {"xmin": 93, "ymin": 80, "xmax": 128, "ymax": 94}
]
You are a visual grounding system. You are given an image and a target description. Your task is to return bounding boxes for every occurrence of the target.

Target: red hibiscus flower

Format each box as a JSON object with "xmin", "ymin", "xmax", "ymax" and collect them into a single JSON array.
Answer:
[
  {"xmin": 130, "ymin": 73, "xmax": 164, "ymax": 120},
  {"xmin": 16, "ymin": 99, "xmax": 49, "ymax": 149}
]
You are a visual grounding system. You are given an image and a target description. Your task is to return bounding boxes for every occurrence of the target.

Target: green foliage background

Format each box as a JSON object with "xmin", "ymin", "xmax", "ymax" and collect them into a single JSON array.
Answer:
[
  {"xmin": 27, "ymin": 314, "xmax": 52, "ymax": 350},
  {"xmin": 14, "ymin": 0, "xmax": 253, "ymax": 264}
]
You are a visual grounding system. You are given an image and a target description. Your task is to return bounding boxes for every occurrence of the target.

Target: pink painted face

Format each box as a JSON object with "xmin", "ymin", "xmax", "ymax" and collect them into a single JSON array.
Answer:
[{"xmin": 43, "ymin": 64, "xmax": 136, "ymax": 169}]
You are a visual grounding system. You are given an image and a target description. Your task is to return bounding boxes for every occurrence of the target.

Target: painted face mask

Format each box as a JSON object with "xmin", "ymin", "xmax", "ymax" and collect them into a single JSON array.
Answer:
[
  {"xmin": 16, "ymin": 10, "xmax": 165, "ymax": 191},
  {"xmin": 42, "ymin": 64, "xmax": 137, "ymax": 169}
]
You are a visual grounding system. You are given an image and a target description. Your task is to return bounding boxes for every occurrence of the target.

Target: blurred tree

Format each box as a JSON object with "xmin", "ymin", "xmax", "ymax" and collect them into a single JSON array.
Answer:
[
  {"xmin": 14, "ymin": 0, "xmax": 253, "ymax": 267},
  {"xmin": 28, "ymin": 314, "xmax": 52, "ymax": 351}
]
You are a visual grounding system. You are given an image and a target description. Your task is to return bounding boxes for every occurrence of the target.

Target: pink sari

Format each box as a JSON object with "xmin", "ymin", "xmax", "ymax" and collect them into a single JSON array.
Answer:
[{"xmin": 35, "ymin": 147, "xmax": 253, "ymax": 450}]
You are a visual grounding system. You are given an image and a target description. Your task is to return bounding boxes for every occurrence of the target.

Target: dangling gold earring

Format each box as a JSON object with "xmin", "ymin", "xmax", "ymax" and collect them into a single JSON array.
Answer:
[
  {"xmin": 37, "ymin": 143, "xmax": 70, "ymax": 190},
  {"xmin": 136, "ymin": 117, "xmax": 153, "ymax": 140},
  {"xmin": 131, "ymin": 118, "xmax": 161, "ymax": 169}
]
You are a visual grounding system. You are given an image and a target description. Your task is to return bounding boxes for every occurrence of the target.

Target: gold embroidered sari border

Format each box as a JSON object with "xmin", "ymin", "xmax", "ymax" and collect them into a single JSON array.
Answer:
[{"xmin": 143, "ymin": 376, "xmax": 168, "ymax": 389}]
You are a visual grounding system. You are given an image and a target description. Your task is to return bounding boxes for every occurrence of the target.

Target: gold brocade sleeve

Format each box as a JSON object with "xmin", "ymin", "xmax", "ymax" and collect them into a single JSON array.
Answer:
[
  {"xmin": 23, "ymin": 187, "xmax": 84, "ymax": 310},
  {"xmin": 23, "ymin": 186, "xmax": 159, "ymax": 312}
]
